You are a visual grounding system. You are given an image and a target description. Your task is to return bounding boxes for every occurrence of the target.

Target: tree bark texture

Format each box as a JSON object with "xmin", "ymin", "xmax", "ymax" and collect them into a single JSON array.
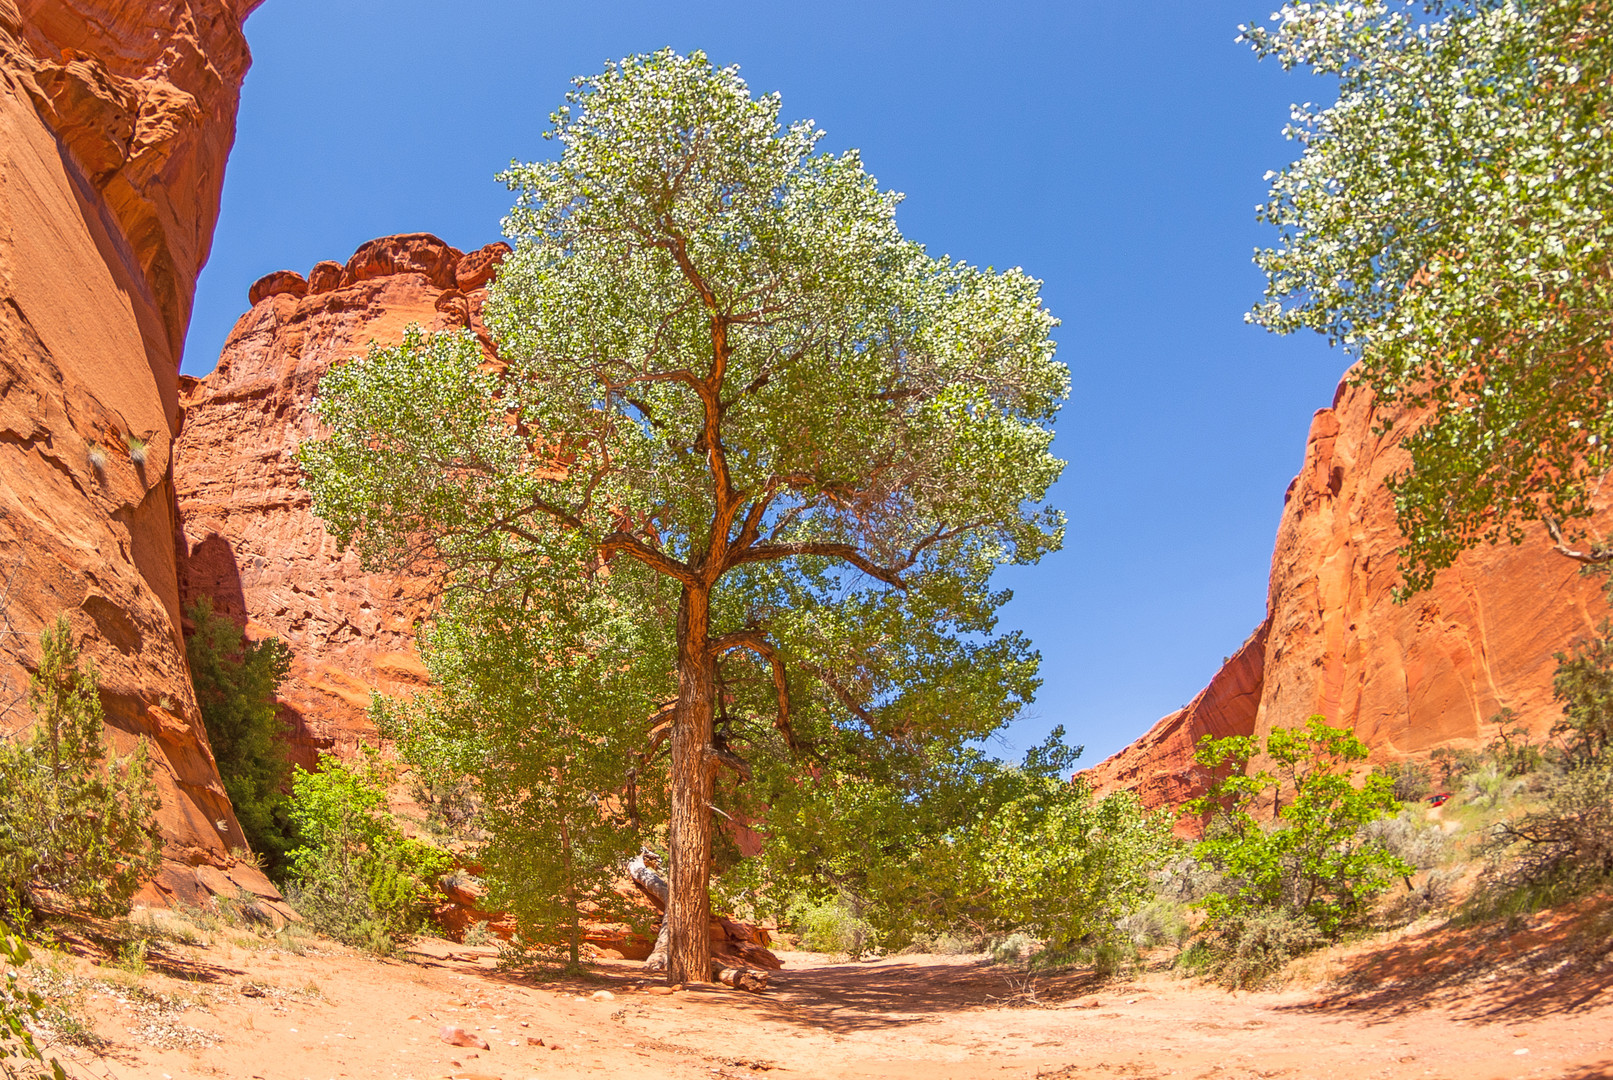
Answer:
[{"xmin": 668, "ymin": 586, "xmax": 718, "ymax": 983}]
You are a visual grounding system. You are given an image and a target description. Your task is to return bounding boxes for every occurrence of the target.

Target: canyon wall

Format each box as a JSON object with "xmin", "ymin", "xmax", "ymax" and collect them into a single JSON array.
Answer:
[
  {"xmin": 0, "ymin": 0, "xmax": 285, "ymax": 906},
  {"xmin": 1087, "ymin": 376, "xmax": 1613, "ymax": 808},
  {"xmin": 174, "ymin": 234, "xmax": 508, "ymax": 766}
]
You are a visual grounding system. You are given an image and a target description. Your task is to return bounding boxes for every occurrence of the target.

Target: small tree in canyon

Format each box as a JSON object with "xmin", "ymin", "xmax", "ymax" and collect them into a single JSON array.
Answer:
[
  {"xmin": 301, "ymin": 48, "xmax": 1066, "ymax": 982},
  {"xmin": 0, "ymin": 616, "xmax": 160, "ymax": 929}
]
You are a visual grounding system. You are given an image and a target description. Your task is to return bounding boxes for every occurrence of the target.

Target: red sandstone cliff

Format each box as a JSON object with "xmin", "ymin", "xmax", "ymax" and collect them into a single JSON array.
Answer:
[
  {"xmin": 174, "ymin": 234, "xmax": 509, "ymax": 765},
  {"xmin": 1087, "ymin": 376, "xmax": 1613, "ymax": 809},
  {"xmin": 0, "ymin": 0, "xmax": 283, "ymax": 907}
]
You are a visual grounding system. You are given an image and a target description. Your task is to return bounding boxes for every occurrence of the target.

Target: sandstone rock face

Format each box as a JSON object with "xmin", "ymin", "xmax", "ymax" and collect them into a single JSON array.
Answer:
[
  {"xmin": 1083, "ymin": 622, "xmax": 1268, "ymax": 811},
  {"xmin": 1088, "ymin": 375, "xmax": 1612, "ymax": 809},
  {"xmin": 175, "ymin": 235, "xmax": 508, "ymax": 766},
  {"xmin": 0, "ymin": 1, "xmax": 282, "ymax": 907}
]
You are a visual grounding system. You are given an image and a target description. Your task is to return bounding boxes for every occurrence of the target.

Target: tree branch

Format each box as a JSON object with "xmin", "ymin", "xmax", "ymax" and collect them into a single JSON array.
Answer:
[
  {"xmin": 1544, "ymin": 517, "xmax": 1613, "ymax": 564},
  {"xmin": 709, "ymin": 630, "xmax": 807, "ymax": 756}
]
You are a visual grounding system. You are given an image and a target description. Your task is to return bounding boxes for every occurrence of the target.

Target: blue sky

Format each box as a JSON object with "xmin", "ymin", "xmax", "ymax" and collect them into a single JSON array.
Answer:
[{"xmin": 185, "ymin": 0, "xmax": 1345, "ymax": 767}]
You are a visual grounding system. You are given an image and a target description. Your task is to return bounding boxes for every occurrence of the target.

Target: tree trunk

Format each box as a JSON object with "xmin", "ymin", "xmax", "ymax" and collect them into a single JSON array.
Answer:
[
  {"xmin": 667, "ymin": 586, "xmax": 717, "ymax": 984},
  {"xmin": 644, "ymin": 918, "xmax": 671, "ymax": 974}
]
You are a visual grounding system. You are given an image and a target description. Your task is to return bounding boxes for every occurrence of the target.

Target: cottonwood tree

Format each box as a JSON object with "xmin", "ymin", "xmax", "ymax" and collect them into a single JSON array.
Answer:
[
  {"xmin": 375, "ymin": 590, "xmax": 671, "ymax": 971},
  {"xmin": 301, "ymin": 48, "xmax": 1066, "ymax": 982},
  {"xmin": 1245, "ymin": 0, "xmax": 1613, "ymax": 594}
]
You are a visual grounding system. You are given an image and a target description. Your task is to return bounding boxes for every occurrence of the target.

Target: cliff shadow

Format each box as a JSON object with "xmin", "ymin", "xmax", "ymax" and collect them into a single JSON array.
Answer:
[{"xmin": 177, "ymin": 532, "xmax": 248, "ymax": 628}]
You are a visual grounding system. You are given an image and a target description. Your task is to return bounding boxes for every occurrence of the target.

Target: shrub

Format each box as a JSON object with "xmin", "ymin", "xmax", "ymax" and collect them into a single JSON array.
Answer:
[
  {"xmin": 1188, "ymin": 718, "xmax": 1409, "ymax": 938},
  {"xmin": 1479, "ymin": 757, "xmax": 1613, "ymax": 918},
  {"xmin": 1430, "ymin": 745, "xmax": 1483, "ymax": 787},
  {"xmin": 1181, "ymin": 908, "xmax": 1322, "ymax": 991},
  {"xmin": 1, "ymin": 934, "xmax": 65, "ymax": 1080},
  {"xmin": 977, "ymin": 780, "xmax": 1178, "ymax": 952},
  {"xmin": 283, "ymin": 752, "xmax": 451, "ymax": 951},
  {"xmin": 1184, "ymin": 717, "xmax": 1408, "ymax": 984},
  {"xmin": 1116, "ymin": 898, "xmax": 1191, "ymax": 950},
  {"xmin": 1485, "ymin": 709, "xmax": 1543, "ymax": 778},
  {"xmin": 0, "ymin": 615, "xmax": 161, "ymax": 928},
  {"xmin": 987, "ymin": 931, "xmax": 1034, "ymax": 966},
  {"xmin": 185, "ymin": 598, "xmax": 295, "ymax": 876},
  {"xmin": 786, "ymin": 894, "xmax": 876, "ymax": 959},
  {"xmin": 1461, "ymin": 762, "xmax": 1523, "ymax": 810},
  {"xmin": 1371, "ymin": 760, "xmax": 1432, "ymax": 802}
]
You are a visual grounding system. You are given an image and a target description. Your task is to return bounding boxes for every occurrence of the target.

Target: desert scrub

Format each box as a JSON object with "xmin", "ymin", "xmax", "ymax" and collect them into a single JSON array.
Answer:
[
  {"xmin": 0, "ymin": 615, "xmax": 161, "ymax": 929},
  {"xmin": 284, "ymin": 752, "xmax": 451, "ymax": 951},
  {"xmin": 1462, "ymin": 625, "xmax": 1613, "ymax": 921},
  {"xmin": 1184, "ymin": 718, "xmax": 1408, "ymax": 986},
  {"xmin": 1, "ymin": 934, "xmax": 66, "ymax": 1080},
  {"xmin": 986, "ymin": 931, "xmax": 1035, "ymax": 966},
  {"xmin": 785, "ymin": 894, "xmax": 877, "ymax": 959},
  {"xmin": 1178, "ymin": 908, "xmax": 1323, "ymax": 991}
]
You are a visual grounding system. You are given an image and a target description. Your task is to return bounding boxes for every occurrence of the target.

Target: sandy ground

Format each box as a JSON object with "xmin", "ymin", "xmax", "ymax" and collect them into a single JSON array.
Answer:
[{"xmin": 28, "ymin": 905, "xmax": 1613, "ymax": 1080}]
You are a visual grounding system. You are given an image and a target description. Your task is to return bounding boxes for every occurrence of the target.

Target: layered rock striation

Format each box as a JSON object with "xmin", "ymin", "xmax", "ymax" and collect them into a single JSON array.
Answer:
[
  {"xmin": 1087, "ymin": 375, "xmax": 1613, "ymax": 809},
  {"xmin": 0, "ymin": 0, "xmax": 283, "ymax": 906},
  {"xmin": 174, "ymin": 234, "xmax": 509, "ymax": 765}
]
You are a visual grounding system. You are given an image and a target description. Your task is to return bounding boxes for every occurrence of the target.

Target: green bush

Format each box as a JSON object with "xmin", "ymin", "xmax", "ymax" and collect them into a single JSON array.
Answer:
[
  {"xmin": 1371, "ymin": 760, "xmax": 1432, "ymax": 802},
  {"xmin": 986, "ymin": 931, "xmax": 1034, "ymax": 966},
  {"xmin": 1, "ymin": 934, "xmax": 65, "ymax": 1080},
  {"xmin": 1180, "ymin": 908, "xmax": 1322, "ymax": 991},
  {"xmin": 283, "ymin": 752, "xmax": 451, "ymax": 951},
  {"xmin": 185, "ymin": 598, "xmax": 295, "ymax": 876},
  {"xmin": 0, "ymin": 616, "xmax": 161, "ymax": 929},
  {"xmin": 1188, "ymin": 718, "xmax": 1409, "ymax": 938},
  {"xmin": 786, "ymin": 894, "xmax": 876, "ymax": 959},
  {"xmin": 1184, "ymin": 717, "xmax": 1409, "ymax": 985}
]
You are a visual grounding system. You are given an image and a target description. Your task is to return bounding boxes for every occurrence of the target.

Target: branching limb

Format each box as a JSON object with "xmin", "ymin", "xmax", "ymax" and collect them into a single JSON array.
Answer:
[
  {"xmin": 709, "ymin": 630, "xmax": 807, "ymax": 756},
  {"xmin": 1544, "ymin": 517, "xmax": 1613, "ymax": 565}
]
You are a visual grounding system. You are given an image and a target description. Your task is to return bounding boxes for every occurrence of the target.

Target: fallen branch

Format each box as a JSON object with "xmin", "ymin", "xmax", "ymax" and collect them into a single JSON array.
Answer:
[{"xmin": 713, "ymin": 963, "xmax": 768, "ymax": 992}]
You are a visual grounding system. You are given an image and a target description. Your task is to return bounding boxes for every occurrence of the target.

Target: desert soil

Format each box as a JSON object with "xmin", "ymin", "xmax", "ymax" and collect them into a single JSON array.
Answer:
[{"xmin": 31, "ymin": 908, "xmax": 1613, "ymax": 1080}]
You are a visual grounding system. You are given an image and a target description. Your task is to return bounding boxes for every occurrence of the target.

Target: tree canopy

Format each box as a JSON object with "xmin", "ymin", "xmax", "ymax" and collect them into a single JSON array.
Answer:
[
  {"xmin": 1245, "ymin": 0, "xmax": 1613, "ymax": 593},
  {"xmin": 301, "ymin": 48, "xmax": 1066, "ymax": 981}
]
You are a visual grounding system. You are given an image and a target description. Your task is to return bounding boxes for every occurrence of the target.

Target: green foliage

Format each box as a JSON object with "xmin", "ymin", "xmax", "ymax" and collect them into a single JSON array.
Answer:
[
  {"xmin": 786, "ymin": 894, "xmax": 876, "ymax": 958},
  {"xmin": 1187, "ymin": 717, "xmax": 1410, "ymax": 942},
  {"xmin": 0, "ymin": 935, "xmax": 65, "ymax": 1080},
  {"xmin": 283, "ymin": 753, "xmax": 451, "ymax": 951},
  {"xmin": 299, "ymin": 47, "xmax": 1067, "ymax": 974},
  {"xmin": 1371, "ymin": 760, "xmax": 1432, "ymax": 802},
  {"xmin": 185, "ymin": 597, "xmax": 295, "ymax": 876},
  {"xmin": 376, "ymin": 593, "xmax": 664, "ymax": 968},
  {"xmin": 1550, "ymin": 626, "xmax": 1613, "ymax": 766},
  {"xmin": 0, "ymin": 616, "xmax": 161, "ymax": 928},
  {"xmin": 979, "ymin": 781, "xmax": 1177, "ymax": 950},
  {"xmin": 1243, "ymin": 0, "xmax": 1613, "ymax": 593},
  {"xmin": 735, "ymin": 730, "xmax": 1176, "ymax": 954}
]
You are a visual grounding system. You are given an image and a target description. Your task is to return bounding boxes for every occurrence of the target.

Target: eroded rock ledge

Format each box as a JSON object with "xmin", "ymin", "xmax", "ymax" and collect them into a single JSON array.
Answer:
[
  {"xmin": 0, "ymin": 0, "xmax": 281, "ymax": 908},
  {"xmin": 175, "ymin": 233, "xmax": 510, "ymax": 765},
  {"xmin": 1087, "ymin": 375, "xmax": 1613, "ymax": 813}
]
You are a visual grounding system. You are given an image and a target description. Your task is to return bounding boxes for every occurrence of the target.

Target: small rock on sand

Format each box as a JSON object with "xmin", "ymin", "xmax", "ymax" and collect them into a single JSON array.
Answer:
[
  {"xmin": 591, "ymin": 990, "xmax": 616, "ymax": 1002},
  {"xmin": 440, "ymin": 1026, "xmax": 491, "ymax": 1050}
]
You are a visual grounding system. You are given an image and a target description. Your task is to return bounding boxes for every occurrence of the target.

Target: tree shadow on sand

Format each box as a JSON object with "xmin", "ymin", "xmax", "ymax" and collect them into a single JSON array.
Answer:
[
  {"xmin": 1286, "ymin": 894, "xmax": 1613, "ymax": 1025},
  {"xmin": 485, "ymin": 954, "xmax": 1116, "ymax": 1035}
]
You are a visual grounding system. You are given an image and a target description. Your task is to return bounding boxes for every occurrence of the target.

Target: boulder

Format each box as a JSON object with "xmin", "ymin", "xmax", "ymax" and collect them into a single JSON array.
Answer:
[{"xmin": 248, "ymin": 270, "xmax": 309, "ymax": 307}]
